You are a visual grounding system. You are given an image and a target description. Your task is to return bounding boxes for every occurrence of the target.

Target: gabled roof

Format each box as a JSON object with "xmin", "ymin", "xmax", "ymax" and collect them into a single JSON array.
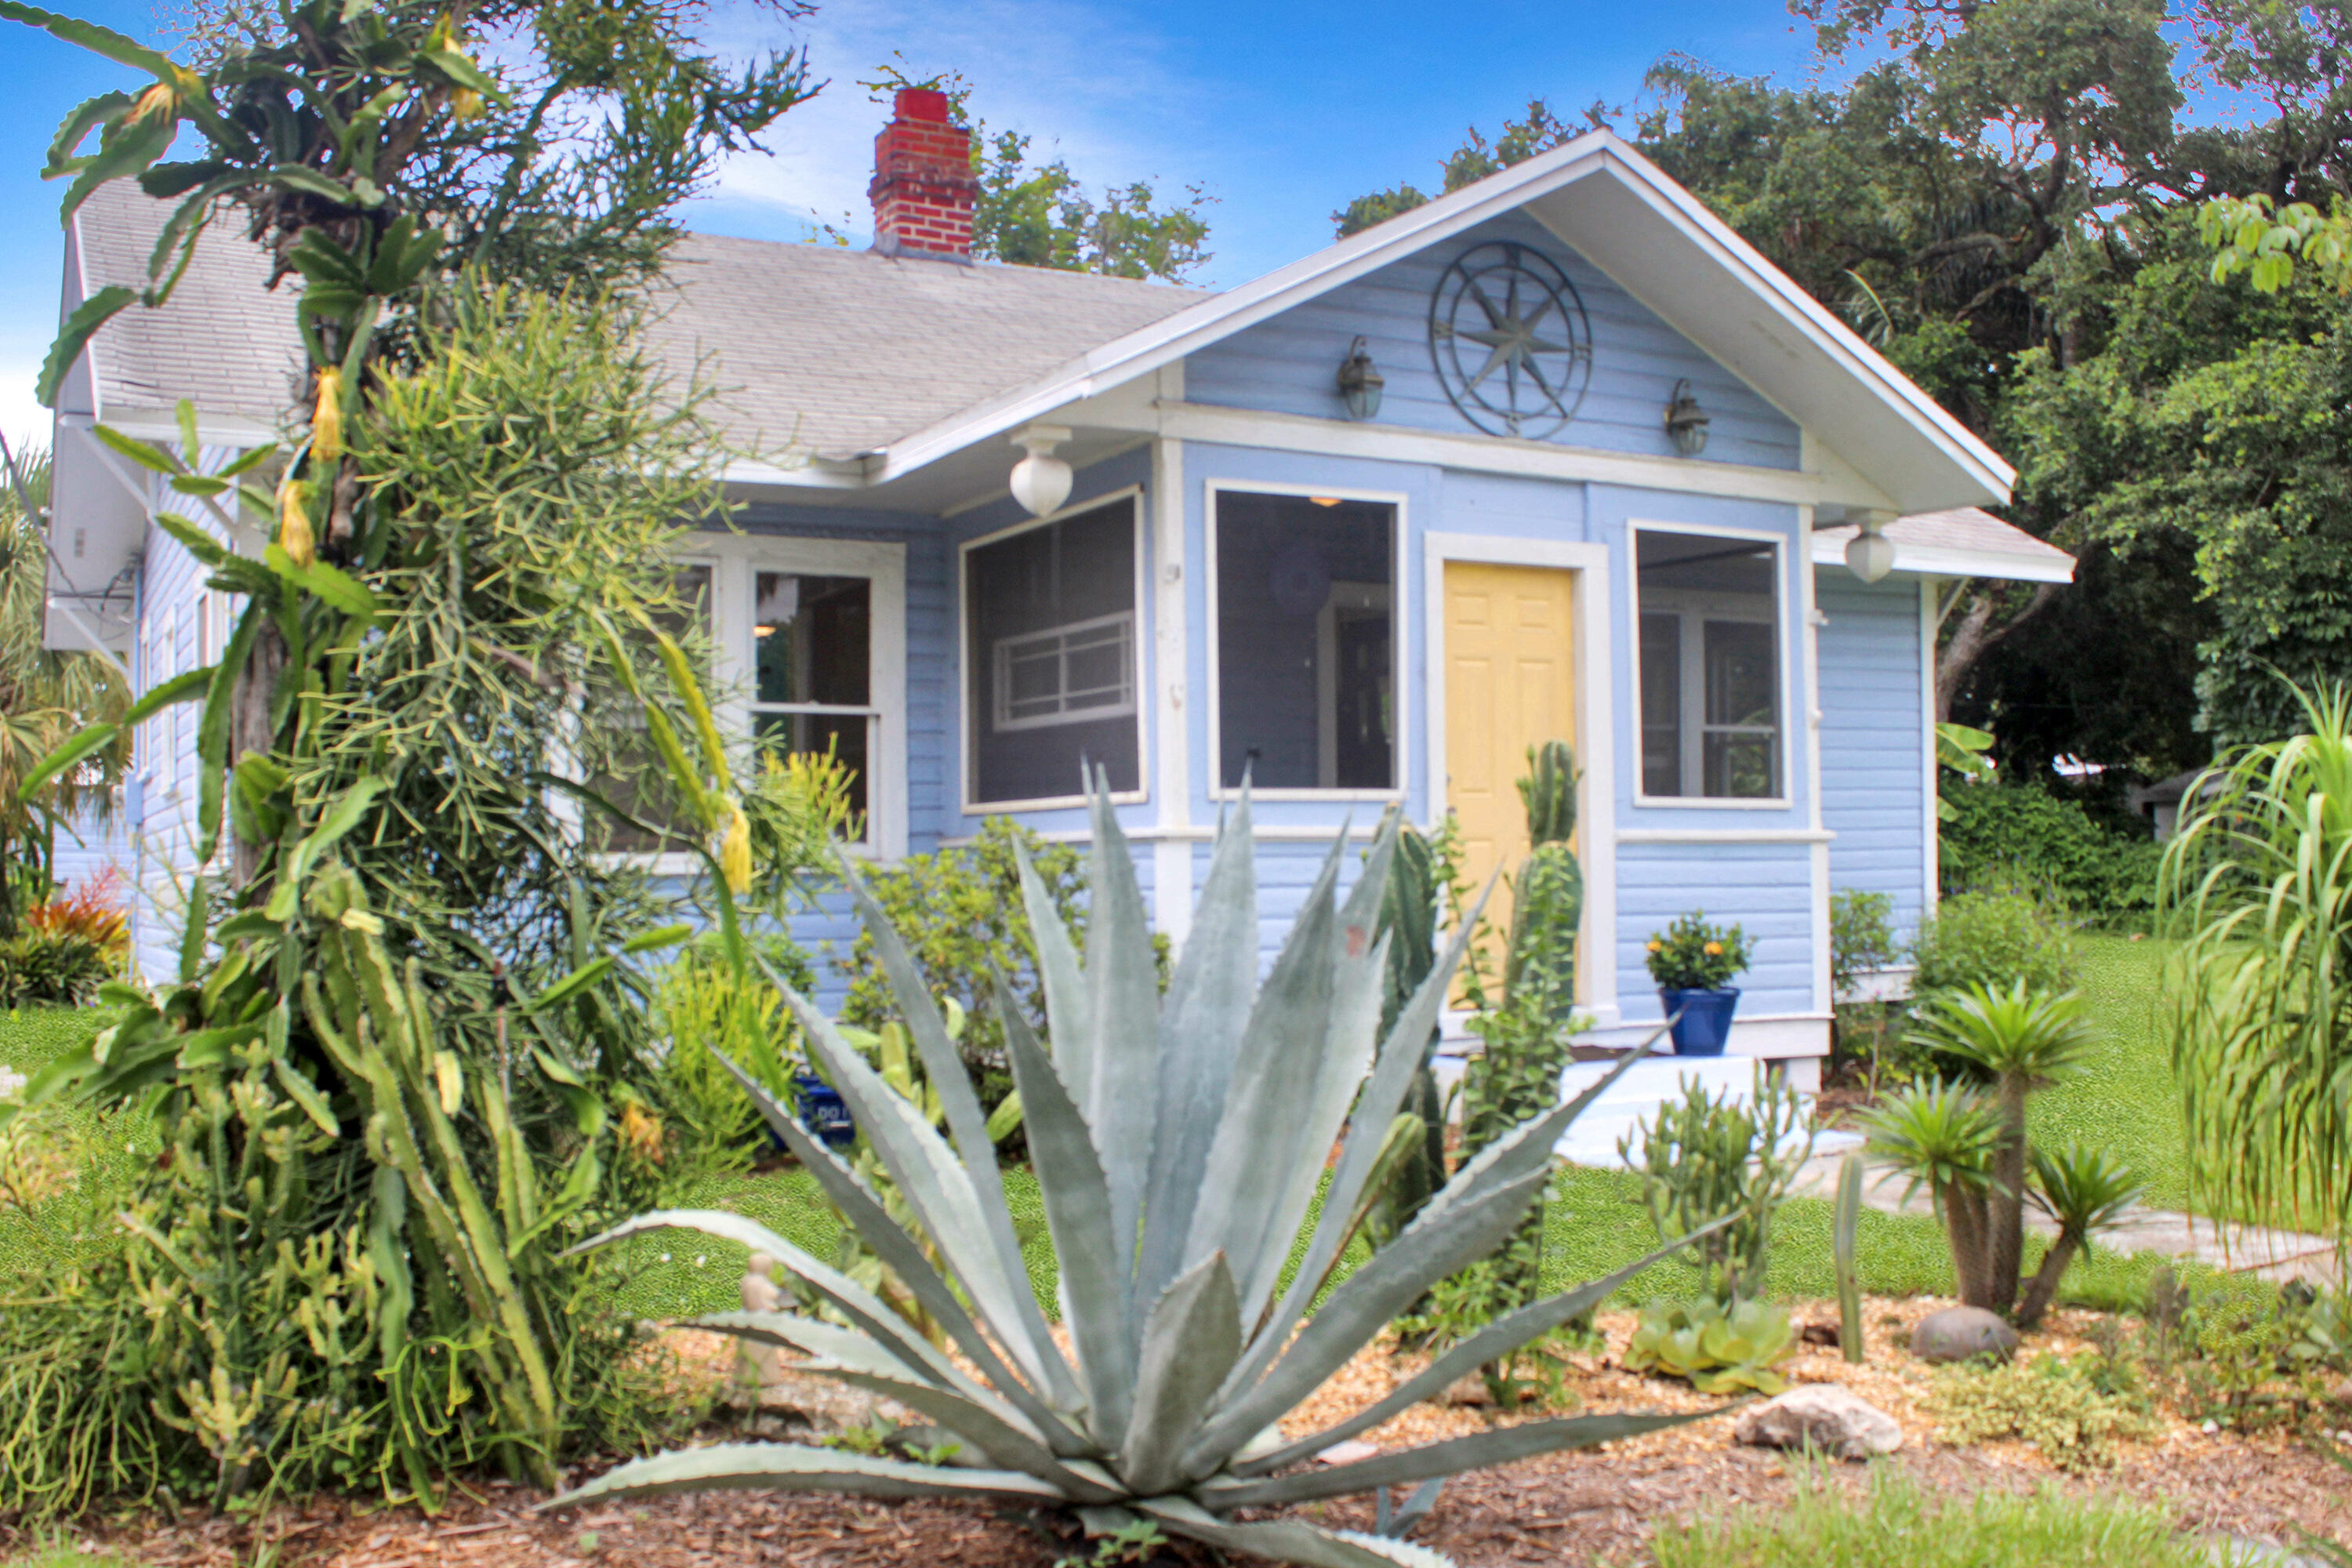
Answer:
[
  {"xmin": 862, "ymin": 130, "xmax": 2013, "ymax": 514},
  {"xmin": 1812, "ymin": 508, "xmax": 2074, "ymax": 584}
]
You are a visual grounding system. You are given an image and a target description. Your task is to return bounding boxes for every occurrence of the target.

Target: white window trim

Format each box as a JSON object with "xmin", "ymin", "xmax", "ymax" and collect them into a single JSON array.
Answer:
[
  {"xmin": 958, "ymin": 488, "xmax": 1149, "ymax": 815},
  {"xmin": 1627, "ymin": 520, "xmax": 1794, "ymax": 811},
  {"xmin": 992, "ymin": 610, "xmax": 1138, "ymax": 733},
  {"xmin": 1421, "ymin": 532, "xmax": 1617, "ymax": 1029},
  {"xmin": 1205, "ymin": 479, "xmax": 1409, "ymax": 803},
  {"xmin": 615, "ymin": 533, "xmax": 908, "ymax": 868}
]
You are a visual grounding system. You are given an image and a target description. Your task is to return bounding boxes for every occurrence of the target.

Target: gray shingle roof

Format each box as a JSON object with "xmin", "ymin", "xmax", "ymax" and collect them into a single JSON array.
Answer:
[{"xmin": 71, "ymin": 182, "xmax": 1210, "ymax": 461}]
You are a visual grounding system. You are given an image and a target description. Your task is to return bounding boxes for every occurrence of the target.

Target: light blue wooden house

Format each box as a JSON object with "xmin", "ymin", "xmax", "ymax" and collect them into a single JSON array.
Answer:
[{"xmin": 45, "ymin": 89, "xmax": 2071, "ymax": 1088}]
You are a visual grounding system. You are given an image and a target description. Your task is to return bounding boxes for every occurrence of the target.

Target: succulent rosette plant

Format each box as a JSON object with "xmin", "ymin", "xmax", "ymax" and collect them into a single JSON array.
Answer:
[{"xmin": 549, "ymin": 787, "xmax": 1719, "ymax": 1566}]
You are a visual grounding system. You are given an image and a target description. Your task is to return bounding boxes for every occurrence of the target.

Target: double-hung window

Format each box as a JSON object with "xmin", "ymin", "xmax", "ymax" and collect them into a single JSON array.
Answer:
[
  {"xmin": 1635, "ymin": 528, "xmax": 1783, "ymax": 800},
  {"xmin": 963, "ymin": 495, "xmax": 1142, "ymax": 809},
  {"xmin": 751, "ymin": 569, "xmax": 877, "ymax": 830}
]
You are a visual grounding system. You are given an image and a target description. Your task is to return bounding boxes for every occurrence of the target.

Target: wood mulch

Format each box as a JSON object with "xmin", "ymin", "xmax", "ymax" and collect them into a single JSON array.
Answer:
[{"xmin": 19, "ymin": 1294, "xmax": 2352, "ymax": 1568}]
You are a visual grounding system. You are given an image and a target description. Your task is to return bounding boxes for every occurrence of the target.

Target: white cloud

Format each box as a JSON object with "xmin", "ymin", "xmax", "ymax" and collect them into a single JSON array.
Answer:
[{"xmin": 687, "ymin": 0, "xmax": 1204, "ymax": 245}]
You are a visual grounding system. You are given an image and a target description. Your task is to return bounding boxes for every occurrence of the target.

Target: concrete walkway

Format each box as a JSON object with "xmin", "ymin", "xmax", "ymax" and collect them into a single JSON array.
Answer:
[{"xmin": 1785, "ymin": 1150, "xmax": 2343, "ymax": 1288}]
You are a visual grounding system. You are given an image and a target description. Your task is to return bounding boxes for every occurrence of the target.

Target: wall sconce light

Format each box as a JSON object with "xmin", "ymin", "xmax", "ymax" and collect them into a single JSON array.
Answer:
[
  {"xmin": 1846, "ymin": 511, "xmax": 1898, "ymax": 583},
  {"xmin": 1663, "ymin": 379, "xmax": 1710, "ymax": 456},
  {"xmin": 1009, "ymin": 423, "xmax": 1073, "ymax": 517},
  {"xmin": 1338, "ymin": 336, "xmax": 1384, "ymax": 422}
]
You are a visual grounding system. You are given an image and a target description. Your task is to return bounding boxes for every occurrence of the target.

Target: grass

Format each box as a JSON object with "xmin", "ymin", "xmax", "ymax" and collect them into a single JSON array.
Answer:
[
  {"xmin": 1647, "ymin": 1465, "xmax": 2212, "ymax": 1567},
  {"xmin": 1, "ymin": 1537, "xmax": 136, "ymax": 1568},
  {"xmin": 0, "ymin": 1006, "xmax": 157, "ymax": 1282},
  {"xmin": 2031, "ymin": 933, "xmax": 2193, "ymax": 1213}
]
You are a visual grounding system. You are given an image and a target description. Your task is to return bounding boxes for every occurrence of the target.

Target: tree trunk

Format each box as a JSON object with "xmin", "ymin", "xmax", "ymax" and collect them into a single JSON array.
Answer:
[
  {"xmin": 1987, "ymin": 1073, "xmax": 2030, "ymax": 1314},
  {"xmin": 2015, "ymin": 1230, "xmax": 2079, "ymax": 1328},
  {"xmin": 1933, "ymin": 581, "xmax": 2061, "ymax": 723},
  {"xmin": 228, "ymin": 620, "xmax": 287, "ymax": 889},
  {"xmin": 1940, "ymin": 1178, "xmax": 1997, "ymax": 1309}
]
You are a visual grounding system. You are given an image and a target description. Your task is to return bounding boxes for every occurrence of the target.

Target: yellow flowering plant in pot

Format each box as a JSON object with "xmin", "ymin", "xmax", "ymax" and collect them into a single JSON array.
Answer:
[{"xmin": 1645, "ymin": 913, "xmax": 1751, "ymax": 1057}]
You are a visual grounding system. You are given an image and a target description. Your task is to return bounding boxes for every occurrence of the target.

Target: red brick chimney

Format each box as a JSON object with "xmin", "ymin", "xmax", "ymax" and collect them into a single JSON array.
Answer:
[{"xmin": 869, "ymin": 87, "xmax": 977, "ymax": 260}]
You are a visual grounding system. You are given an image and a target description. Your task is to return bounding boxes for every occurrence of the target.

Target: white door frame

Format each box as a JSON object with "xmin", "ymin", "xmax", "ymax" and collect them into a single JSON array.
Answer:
[{"xmin": 1423, "ymin": 532, "xmax": 1618, "ymax": 1027}]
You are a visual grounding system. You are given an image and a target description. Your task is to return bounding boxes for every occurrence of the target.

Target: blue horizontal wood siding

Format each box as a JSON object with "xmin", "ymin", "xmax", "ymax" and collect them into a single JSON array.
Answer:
[
  {"xmin": 1816, "ymin": 572, "xmax": 1929, "ymax": 940},
  {"xmin": 1185, "ymin": 211, "xmax": 1802, "ymax": 471},
  {"xmin": 1614, "ymin": 840, "xmax": 1816, "ymax": 1020}
]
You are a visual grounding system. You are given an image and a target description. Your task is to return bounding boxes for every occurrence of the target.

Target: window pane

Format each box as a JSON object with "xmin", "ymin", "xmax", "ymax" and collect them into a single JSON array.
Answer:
[
  {"xmin": 966, "ymin": 498, "xmax": 1139, "ymax": 804},
  {"xmin": 755, "ymin": 573, "xmax": 869, "ymax": 706},
  {"xmin": 596, "ymin": 564, "xmax": 712, "ymax": 852},
  {"xmin": 1634, "ymin": 532, "xmax": 1779, "ymax": 799},
  {"xmin": 756, "ymin": 711, "xmax": 869, "ymax": 833},
  {"xmin": 1214, "ymin": 492, "xmax": 1394, "ymax": 790}
]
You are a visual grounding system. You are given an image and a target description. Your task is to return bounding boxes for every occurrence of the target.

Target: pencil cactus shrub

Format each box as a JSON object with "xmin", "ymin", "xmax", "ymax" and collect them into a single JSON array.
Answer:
[
  {"xmin": 1454, "ymin": 741, "xmax": 1584, "ymax": 1321},
  {"xmin": 551, "ymin": 786, "xmax": 1724, "ymax": 1566}
]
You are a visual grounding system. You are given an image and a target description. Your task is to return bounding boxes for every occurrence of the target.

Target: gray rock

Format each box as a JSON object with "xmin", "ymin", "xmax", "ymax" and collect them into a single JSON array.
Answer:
[
  {"xmin": 1910, "ymin": 1305, "xmax": 2018, "ymax": 1364},
  {"xmin": 1733, "ymin": 1384, "xmax": 1904, "ymax": 1460}
]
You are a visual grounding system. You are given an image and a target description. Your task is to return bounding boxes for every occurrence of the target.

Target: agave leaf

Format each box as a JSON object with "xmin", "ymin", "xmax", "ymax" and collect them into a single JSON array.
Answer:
[
  {"xmin": 1244, "ymin": 876, "xmax": 1494, "ymax": 1387},
  {"xmin": 1000, "ymin": 969, "xmax": 1131, "ymax": 1441},
  {"xmin": 717, "ymin": 1054, "xmax": 1087, "ymax": 1450},
  {"xmin": 1238, "ymin": 1215, "xmax": 1735, "ymax": 1475},
  {"xmin": 1201, "ymin": 1410, "xmax": 1716, "ymax": 1509},
  {"xmin": 1181, "ymin": 832, "xmax": 1346, "ymax": 1283},
  {"xmin": 1016, "ymin": 841, "xmax": 1091, "ymax": 1097},
  {"xmin": 806, "ymin": 1365, "xmax": 1119, "ymax": 1497},
  {"xmin": 1232, "ymin": 816, "xmax": 1400, "ymax": 1323},
  {"xmin": 543, "ymin": 1443, "xmax": 1064, "ymax": 1511},
  {"xmin": 1138, "ymin": 1497, "xmax": 1456, "ymax": 1568},
  {"xmin": 687, "ymin": 1308, "xmax": 1031, "ymax": 1436},
  {"xmin": 839, "ymin": 859, "xmax": 1072, "ymax": 1399},
  {"xmin": 1120, "ymin": 1250, "xmax": 1242, "ymax": 1495},
  {"xmin": 1080, "ymin": 779, "xmax": 1160, "ymax": 1301},
  {"xmin": 1136, "ymin": 793, "xmax": 1258, "ymax": 1310},
  {"xmin": 784, "ymin": 985, "xmax": 1072, "ymax": 1401},
  {"xmin": 565, "ymin": 1210, "xmax": 964, "ymax": 1396},
  {"xmin": 1185, "ymin": 1169, "xmax": 1550, "ymax": 1473}
]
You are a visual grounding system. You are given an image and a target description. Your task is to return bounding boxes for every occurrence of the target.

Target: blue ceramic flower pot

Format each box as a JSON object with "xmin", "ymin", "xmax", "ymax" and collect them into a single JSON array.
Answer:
[
  {"xmin": 764, "ymin": 1073, "xmax": 857, "ymax": 1152},
  {"xmin": 1660, "ymin": 986, "xmax": 1740, "ymax": 1056}
]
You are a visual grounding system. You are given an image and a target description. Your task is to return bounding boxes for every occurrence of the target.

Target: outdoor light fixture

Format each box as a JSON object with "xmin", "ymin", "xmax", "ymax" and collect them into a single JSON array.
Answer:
[
  {"xmin": 1337, "ymin": 336, "xmax": 1384, "ymax": 421},
  {"xmin": 1009, "ymin": 423, "xmax": 1073, "ymax": 517},
  {"xmin": 1846, "ymin": 511, "xmax": 1898, "ymax": 583},
  {"xmin": 1663, "ymin": 379, "xmax": 1710, "ymax": 456}
]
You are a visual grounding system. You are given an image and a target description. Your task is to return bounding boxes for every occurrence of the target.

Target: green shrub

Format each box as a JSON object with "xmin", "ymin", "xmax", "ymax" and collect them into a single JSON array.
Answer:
[
  {"xmin": 1644, "ymin": 911, "xmax": 1751, "ymax": 990},
  {"xmin": 1931, "ymin": 1356, "xmax": 2154, "ymax": 1472},
  {"xmin": 1650, "ymin": 1466, "xmax": 2205, "ymax": 1567},
  {"xmin": 0, "ymin": 929, "xmax": 112, "ymax": 1009},
  {"xmin": 1623, "ymin": 1069, "xmax": 1812, "ymax": 1305},
  {"xmin": 652, "ymin": 935, "xmax": 815, "ymax": 1176},
  {"xmin": 837, "ymin": 816, "xmax": 1091, "ymax": 1083},
  {"xmin": 1940, "ymin": 782, "xmax": 2161, "ymax": 919},
  {"xmin": 1910, "ymin": 890, "xmax": 2079, "ymax": 998}
]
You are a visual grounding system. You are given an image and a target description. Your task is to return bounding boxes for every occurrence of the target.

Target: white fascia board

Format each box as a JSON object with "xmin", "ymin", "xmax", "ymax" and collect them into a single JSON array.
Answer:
[
  {"xmin": 1808, "ymin": 535, "xmax": 2074, "ymax": 584},
  {"xmin": 100, "ymin": 407, "xmax": 282, "ymax": 448}
]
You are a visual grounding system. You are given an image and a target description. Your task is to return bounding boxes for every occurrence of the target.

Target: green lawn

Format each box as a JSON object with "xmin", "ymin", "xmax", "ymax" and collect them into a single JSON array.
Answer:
[
  {"xmin": 2030, "ymin": 932, "xmax": 2193, "ymax": 1212},
  {"xmin": 0, "ymin": 953, "xmax": 2264, "ymax": 1329}
]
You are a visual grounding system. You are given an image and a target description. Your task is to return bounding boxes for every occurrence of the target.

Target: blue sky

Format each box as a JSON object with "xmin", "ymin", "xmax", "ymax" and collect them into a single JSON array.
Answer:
[{"xmin": 0, "ymin": 0, "xmax": 1838, "ymax": 452}]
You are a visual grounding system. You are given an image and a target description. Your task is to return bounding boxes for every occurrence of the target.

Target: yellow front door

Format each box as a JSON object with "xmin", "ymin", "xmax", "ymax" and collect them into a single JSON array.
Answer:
[{"xmin": 1443, "ymin": 560, "xmax": 1578, "ymax": 978}]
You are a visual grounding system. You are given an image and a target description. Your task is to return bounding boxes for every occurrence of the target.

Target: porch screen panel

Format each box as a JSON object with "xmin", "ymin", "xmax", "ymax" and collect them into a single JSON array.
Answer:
[
  {"xmin": 1634, "ymin": 530, "xmax": 1780, "ymax": 799},
  {"xmin": 1214, "ymin": 492, "xmax": 1394, "ymax": 790},
  {"xmin": 965, "ymin": 497, "xmax": 1140, "ymax": 806}
]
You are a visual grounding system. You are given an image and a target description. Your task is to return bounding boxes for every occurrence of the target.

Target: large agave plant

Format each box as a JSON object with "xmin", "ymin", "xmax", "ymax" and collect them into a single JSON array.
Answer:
[{"xmin": 550, "ymin": 790, "xmax": 1714, "ymax": 1566}]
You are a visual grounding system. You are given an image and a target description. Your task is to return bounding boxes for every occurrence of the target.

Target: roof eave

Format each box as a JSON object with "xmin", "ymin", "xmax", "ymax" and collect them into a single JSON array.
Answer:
[{"xmin": 1807, "ymin": 535, "xmax": 2073, "ymax": 584}]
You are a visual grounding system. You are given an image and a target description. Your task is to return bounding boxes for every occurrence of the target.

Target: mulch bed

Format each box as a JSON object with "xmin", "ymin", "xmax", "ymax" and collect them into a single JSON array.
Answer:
[{"xmin": 20, "ymin": 1294, "xmax": 2352, "ymax": 1567}]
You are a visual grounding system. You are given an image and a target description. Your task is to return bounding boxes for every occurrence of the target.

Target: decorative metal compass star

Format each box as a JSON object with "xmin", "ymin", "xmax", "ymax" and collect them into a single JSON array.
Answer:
[{"xmin": 1428, "ymin": 241, "xmax": 1593, "ymax": 439}]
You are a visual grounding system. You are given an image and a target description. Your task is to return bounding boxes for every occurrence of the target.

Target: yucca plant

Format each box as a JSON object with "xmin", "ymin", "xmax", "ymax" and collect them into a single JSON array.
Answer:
[{"xmin": 550, "ymin": 788, "xmax": 1721, "ymax": 1565}]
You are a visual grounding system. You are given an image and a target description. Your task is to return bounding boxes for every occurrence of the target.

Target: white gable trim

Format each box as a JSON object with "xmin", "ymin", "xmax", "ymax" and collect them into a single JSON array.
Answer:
[{"xmin": 816, "ymin": 130, "xmax": 2012, "ymax": 514}]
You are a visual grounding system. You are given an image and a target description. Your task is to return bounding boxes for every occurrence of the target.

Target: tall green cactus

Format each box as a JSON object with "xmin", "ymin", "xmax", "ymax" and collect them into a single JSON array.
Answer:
[
  {"xmin": 1365, "ymin": 820, "xmax": 1450, "ymax": 1247},
  {"xmin": 1458, "ymin": 741, "xmax": 1585, "ymax": 1320}
]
